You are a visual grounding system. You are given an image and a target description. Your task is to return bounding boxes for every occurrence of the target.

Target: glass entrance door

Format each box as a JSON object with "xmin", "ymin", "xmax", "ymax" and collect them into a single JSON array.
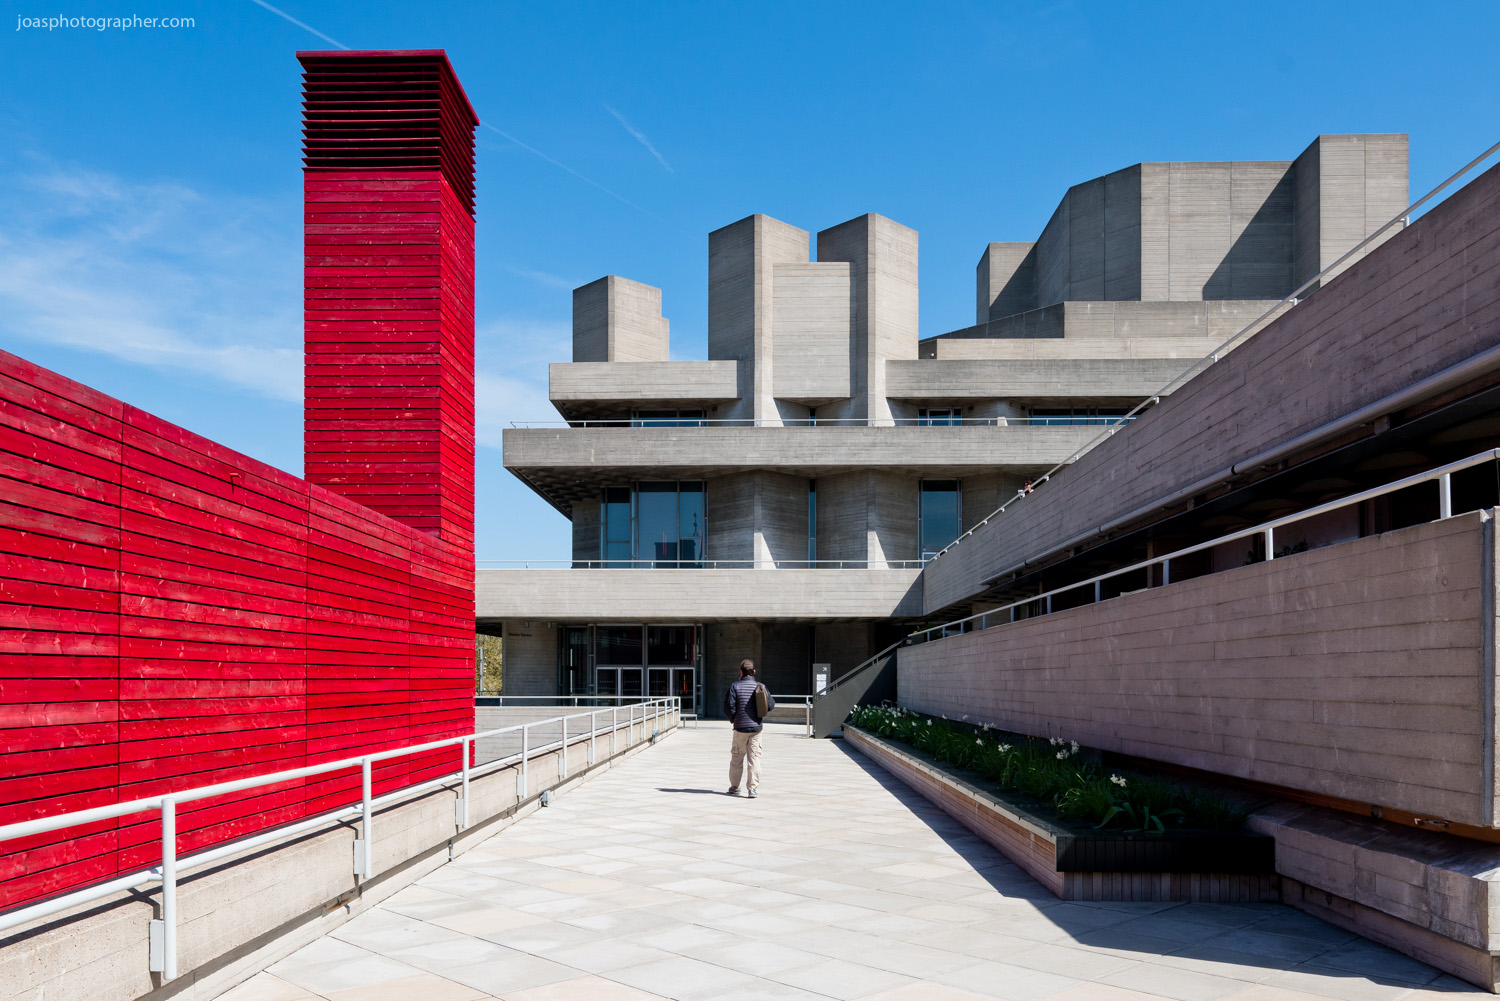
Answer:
[
  {"xmin": 619, "ymin": 668, "xmax": 643, "ymax": 699},
  {"xmin": 595, "ymin": 667, "xmax": 644, "ymax": 700}
]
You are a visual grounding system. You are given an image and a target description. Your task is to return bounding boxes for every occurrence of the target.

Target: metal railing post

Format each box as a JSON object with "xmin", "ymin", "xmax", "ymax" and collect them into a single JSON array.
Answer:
[
  {"xmin": 519, "ymin": 725, "xmax": 529, "ymax": 799},
  {"xmin": 612, "ymin": 706, "xmax": 618, "ymax": 755},
  {"xmin": 1162, "ymin": 559, "xmax": 1171, "ymax": 586},
  {"xmin": 805, "ymin": 699, "xmax": 811, "ymax": 738},
  {"xmin": 1440, "ymin": 472, "xmax": 1453, "ymax": 518},
  {"xmin": 560, "ymin": 716, "xmax": 568, "ymax": 779},
  {"xmin": 459, "ymin": 737, "xmax": 470, "ymax": 830},
  {"xmin": 589, "ymin": 710, "xmax": 596, "ymax": 765},
  {"xmin": 161, "ymin": 798, "xmax": 177, "ymax": 981},
  {"xmin": 1265, "ymin": 526, "xmax": 1276, "ymax": 560},
  {"xmin": 360, "ymin": 759, "xmax": 373, "ymax": 879}
]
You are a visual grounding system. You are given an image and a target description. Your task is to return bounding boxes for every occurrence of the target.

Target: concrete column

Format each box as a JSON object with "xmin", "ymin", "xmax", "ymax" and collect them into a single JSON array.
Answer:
[
  {"xmin": 816, "ymin": 471, "xmax": 918, "ymax": 568},
  {"xmin": 816, "ymin": 214, "xmax": 919, "ymax": 424},
  {"xmin": 706, "ymin": 472, "xmax": 809, "ymax": 568},
  {"xmin": 708, "ymin": 215, "xmax": 810, "ymax": 423},
  {"xmin": 1293, "ymin": 134, "xmax": 1409, "ymax": 291},
  {"xmin": 573, "ymin": 276, "xmax": 670, "ymax": 362},
  {"xmin": 571, "ymin": 499, "xmax": 599, "ymax": 567},
  {"xmin": 977, "ymin": 243, "xmax": 1036, "ymax": 323},
  {"xmin": 706, "ymin": 622, "xmax": 761, "ymax": 718}
]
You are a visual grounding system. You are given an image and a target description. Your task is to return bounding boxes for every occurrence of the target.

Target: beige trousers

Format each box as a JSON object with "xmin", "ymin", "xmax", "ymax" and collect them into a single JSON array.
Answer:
[{"xmin": 729, "ymin": 729, "xmax": 763, "ymax": 791}]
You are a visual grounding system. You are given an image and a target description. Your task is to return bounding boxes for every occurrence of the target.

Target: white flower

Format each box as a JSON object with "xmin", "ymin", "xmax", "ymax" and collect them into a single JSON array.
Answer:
[
  {"xmin": 1049, "ymin": 737, "xmax": 1060, "ymax": 746},
  {"xmin": 974, "ymin": 737, "xmax": 983, "ymax": 745},
  {"xmin": 1109, "ymin": 774, "xmax": 1128, "ymax": 788},
  {"xmin": 962, "ymin": 715, "xmax": 969, "ymax": 721},
  {"xmin": 1056, "ymin": 751, "xmax": 1067, "ymax": 760},
  {"xmin": 981, "ymin": 723, "xmax": 990, "ymax": 732},
  {"xmin": 998, "ymin": 743, "xmax": 1011, "ymax": 753},
  {"xmin": 926, "ymin": 720, "xmax": 933, "ymax": 727},
  {"xmin": 1070, "ymin": 741, "xmax": 1079, "ymax": 753}
]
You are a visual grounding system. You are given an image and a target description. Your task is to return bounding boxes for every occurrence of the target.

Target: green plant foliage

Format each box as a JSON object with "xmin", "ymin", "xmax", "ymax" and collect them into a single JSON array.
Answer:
[{"xmin": 846, "ymin": 705, "xmax": 1249, "ymax": 833}]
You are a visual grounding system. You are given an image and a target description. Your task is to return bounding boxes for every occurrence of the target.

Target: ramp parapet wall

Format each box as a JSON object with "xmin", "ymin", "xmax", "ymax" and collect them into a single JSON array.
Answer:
[{"xmin": 0, "ymin": 348, "xmax": 475, "ymax": 911}]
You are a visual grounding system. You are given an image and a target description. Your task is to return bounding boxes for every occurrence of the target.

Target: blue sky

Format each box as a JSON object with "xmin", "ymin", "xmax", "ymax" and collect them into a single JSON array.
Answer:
[{"xmin": 3, "ymin": 0, "xmax": 1497, "ymax": 560}]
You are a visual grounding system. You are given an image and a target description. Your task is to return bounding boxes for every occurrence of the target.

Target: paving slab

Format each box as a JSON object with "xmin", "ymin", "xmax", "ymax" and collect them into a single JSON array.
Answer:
[{"xmin": 220, "ymin": 723, "xmax": 1484, "ymax": 1001}]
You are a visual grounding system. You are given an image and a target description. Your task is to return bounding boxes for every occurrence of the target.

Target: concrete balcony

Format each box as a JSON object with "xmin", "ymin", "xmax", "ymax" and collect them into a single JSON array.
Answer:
[
  {"xmin": 885, "ymin": 356, "xmax": 1194, "ymax": 401},
  {"xmin": 548, "ymin": 361, "xmax": 739, "ymax": 419},
  {"xmin": 475, "ymin": 566, "xmax": 923, "ymax": 621},
  {"xmin": 503, "ymin": 423, "xmax": 1099, "ymax": 511}
]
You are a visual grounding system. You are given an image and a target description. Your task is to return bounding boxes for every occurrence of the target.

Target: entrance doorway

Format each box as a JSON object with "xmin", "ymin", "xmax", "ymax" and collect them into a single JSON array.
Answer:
[
  {"xmin": 578, "ymin": 624, "xmax": 700, "ymax": 712},
  {"xmin": 597, "ymin": 667, "xmax": 643, "ymax": 698}
]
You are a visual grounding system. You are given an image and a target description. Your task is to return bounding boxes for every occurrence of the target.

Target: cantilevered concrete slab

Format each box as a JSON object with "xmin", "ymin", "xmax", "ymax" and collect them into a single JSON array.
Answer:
[
  {"xmin": 476, "ymin": 566, "xmax": 922, "ymax": 622},
  {"xmin": 503, "ymin": 424, "xmax": 1095, "ymax": 511}
]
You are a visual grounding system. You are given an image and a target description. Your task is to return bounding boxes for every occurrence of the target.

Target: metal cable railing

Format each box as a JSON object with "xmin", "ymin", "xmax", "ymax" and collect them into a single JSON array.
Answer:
[
  {"xmin": 508, "ymin": 417, "xmax": 1134, "ymax": 428},
  {"xmin": 0, "ymin": 698, "xmax": 678, "ymax": 981},
  {"xmin": 911, "ymin": 448, "xmax": 1499, "ymax": 642},
  {"xmin": 924, "ymin": 138, "xmax": 1500, "ymax": 568}
]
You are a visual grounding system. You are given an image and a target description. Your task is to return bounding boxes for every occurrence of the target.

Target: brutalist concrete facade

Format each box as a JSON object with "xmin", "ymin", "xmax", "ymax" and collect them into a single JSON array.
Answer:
[{"xmin": 485, "ymin": 134, "xmax": 1409, "ymax": 717}]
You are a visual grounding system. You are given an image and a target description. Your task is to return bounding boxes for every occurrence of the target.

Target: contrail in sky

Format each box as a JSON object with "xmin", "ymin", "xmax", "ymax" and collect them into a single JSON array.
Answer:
[
  {"xmin": 246, "ymin": 0, "xmax": 349, "ymax": 49},
  {"xmin": 244, "ymin": 0, "xmax": 688, "ymax": 236},
  {"xmin": 605, "ymin": 106, "xmax": 674, "ymax": 173}
]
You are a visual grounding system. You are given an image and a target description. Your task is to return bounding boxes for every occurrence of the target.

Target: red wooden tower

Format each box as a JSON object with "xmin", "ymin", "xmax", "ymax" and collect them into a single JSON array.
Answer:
[{"xmin": 299, "ymin": 50, "xmax": 479, "ymax": 548}]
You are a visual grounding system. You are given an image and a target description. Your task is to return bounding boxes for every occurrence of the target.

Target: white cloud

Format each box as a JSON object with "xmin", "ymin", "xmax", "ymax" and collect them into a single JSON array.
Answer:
[
  {"xmin": 0, "ymin": 163, "xmax": 302, "ymax": 401},
  {"xmin": 473, "ymin": 316, "xmax": 571, "ymax": 447}
]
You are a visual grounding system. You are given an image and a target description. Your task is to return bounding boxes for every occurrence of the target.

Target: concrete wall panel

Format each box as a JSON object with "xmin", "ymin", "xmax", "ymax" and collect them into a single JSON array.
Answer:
[
  {"xmin": 771, "ymin": 262, "xmax": 853, "ymax": 402},
  {"xmin": 903, "ymin": 515, "xmax": 1492, "ymax": 825}
]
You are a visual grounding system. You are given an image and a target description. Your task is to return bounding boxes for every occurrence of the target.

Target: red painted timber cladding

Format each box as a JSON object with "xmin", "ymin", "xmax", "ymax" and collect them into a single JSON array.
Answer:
[
  {"xmin": 301, "ymin": 50, "xmax": 478, "ymax": 550},
  {"xmin": 0, "ymin": 347, "xmax": 474, "ymax": 905},
  {"xmin": 0, "ymin": 51, "xmax": 478, "ymax": 909}
]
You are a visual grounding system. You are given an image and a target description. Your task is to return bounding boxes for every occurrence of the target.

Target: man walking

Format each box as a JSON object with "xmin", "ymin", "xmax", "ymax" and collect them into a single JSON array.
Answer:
[{"xmin": 725, "ymin": 659, "xmax": 774, "ymax": 797}]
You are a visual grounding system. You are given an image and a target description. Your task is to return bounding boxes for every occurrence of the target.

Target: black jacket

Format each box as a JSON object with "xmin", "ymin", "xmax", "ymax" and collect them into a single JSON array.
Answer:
[{"xmin": 724, "ymin": 676, "xmax": 775, "ymax": 732}]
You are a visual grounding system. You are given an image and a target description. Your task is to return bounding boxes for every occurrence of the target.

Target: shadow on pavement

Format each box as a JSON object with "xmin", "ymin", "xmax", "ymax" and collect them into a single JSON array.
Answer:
[{"xmin": 828, "ymin": 738, "xmax": 1474, "ymax": 994}]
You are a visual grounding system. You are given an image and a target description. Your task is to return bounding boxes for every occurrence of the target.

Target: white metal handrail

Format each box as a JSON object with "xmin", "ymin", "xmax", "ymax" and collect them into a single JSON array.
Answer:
[
  {"xmin": 475, "ymin": 558, "xmax": 927, "ymax": 569},
  {"xmin": 911, "ymin": 448, "xmax": 1500, "ymax": 643},
  {"xmin": 0, "ymin": 697, "xmax": 678, "ymax": 981},
  {"xmin": 508, "ymin": 417, "xmax": 1133, "ymax": 428},
  {"xmin": 767, "ymin": 693, "xmax": 814, "ymax": 737},
  {"xmin": 925, "ymin": 138, "xmax": 1500, "ymax": 568}
]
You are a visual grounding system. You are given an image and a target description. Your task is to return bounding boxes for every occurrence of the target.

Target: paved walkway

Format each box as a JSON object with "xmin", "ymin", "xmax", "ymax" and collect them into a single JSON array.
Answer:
[{"xmin": 225, "ymin": 723, "xmax": 1479, "ymax": 1001}]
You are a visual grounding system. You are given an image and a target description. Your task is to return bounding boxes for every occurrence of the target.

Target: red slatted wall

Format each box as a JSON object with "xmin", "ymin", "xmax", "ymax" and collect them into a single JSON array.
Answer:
[{"xmin": 0, "ymin": 49, "xmax": 478, "ymax": 910}]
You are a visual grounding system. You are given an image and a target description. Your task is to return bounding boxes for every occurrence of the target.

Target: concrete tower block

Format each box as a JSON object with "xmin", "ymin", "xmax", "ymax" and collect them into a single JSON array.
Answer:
[
  {"xmin": 772, "ymin": 261, "xmax": 853, "ymax": 403},
  {"xmin": 709, "ymin": 215, "xmax": 811, "ymax": 421},
  {"xmin": 572, "ymin": 275, "xmax": 671, "ymax": 363},
  {"xmin": 816, "ymin": 214, "xmax": 919, "ymax": 423},
  {"xmin": 1293, "ymin": 134, "xmax": 1410, "ymax": 291},
  {"xmin": 977, "ymin": 243, "xmax": 1037, "ymax": 323}
]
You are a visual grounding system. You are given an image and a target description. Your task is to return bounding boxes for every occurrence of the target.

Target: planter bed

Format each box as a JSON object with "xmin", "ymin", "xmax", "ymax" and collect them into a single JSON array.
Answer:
[{"xmin": 844, "ymin": 724, "xmax": 1278, "ymax": 902}]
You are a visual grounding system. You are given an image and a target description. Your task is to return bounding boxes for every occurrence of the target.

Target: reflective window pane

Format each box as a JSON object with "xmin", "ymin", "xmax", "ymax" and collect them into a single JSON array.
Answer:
[
  {"xmin": 647, "ymin": 625, "xmax": 696, "ymax": 665},
  {"xmin": 637, "ymin": 482, "xmax": 678, "ymax": 565},
  {"xmin": 595, "ymin": 626, "xmax": 643, "ymax": 666},
  {"xmin": 920, "ymin": 480, "xmax": 961, "ymax": 556}
]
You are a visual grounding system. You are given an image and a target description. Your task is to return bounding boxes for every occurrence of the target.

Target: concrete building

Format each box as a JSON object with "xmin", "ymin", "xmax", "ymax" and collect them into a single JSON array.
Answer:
[{"xmin": 482, "ymin": 134, "xmax": 1409, "ymax": 719}]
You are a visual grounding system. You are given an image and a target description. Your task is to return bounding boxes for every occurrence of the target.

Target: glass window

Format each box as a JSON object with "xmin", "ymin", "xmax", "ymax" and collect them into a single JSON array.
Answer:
[
  {"xmin": 595, "ymin": 626, "xmax": 643, "ymax": 666},
  {"xmin": 808, "ymin": 480, "xmax": 817, "ymax": 565},
  {"xmin": 678, "ymin": 482, "xmax": 703, "ymax": 566},
  {"xmin": 637, "ymin": 481, "xmax": 679, "ymax": 565},
  {"xmin": 603, "ymin": 481, "xmax": 705, "ymax": 567},
  {"xmin": 918, "ymin": 408, "xmax": 962, "ymax": 426},
  {"xmin": 647, "ymin": 626, "xmax": 696, "ymax": 665},
  {"xmin": 920, "ymin": 480, "xmax": 961, "ymax": 558},
  {"xmin": 1029, "ymin": 407, "xmax": 1133, "ymax": 426},
  {"xmin": 602, "ymin": 486, "xmax": 632, "ymax": 566},
  {"xmin": 632, "ymin": 409, "xmax": 706, "ymax": 427}
]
